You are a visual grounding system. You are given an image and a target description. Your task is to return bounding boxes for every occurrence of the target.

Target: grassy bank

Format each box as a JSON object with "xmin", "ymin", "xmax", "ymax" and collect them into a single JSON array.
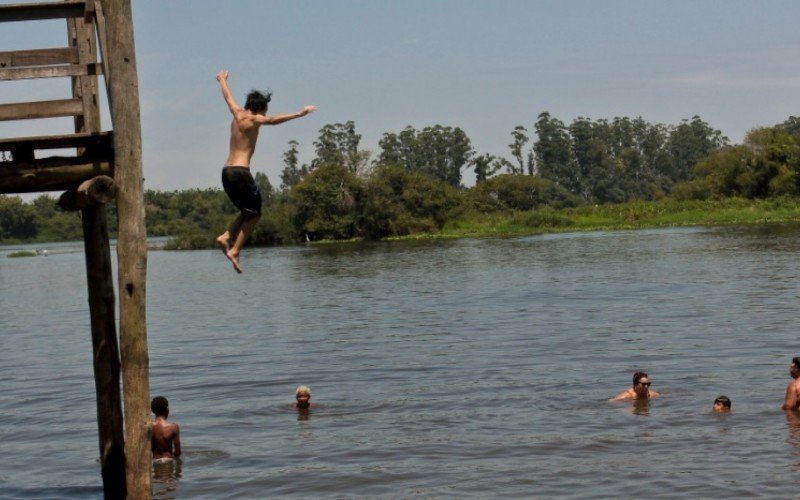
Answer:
[{"xmin": 423, "ymin": 197, "xmax": 800, "ymax": 240}]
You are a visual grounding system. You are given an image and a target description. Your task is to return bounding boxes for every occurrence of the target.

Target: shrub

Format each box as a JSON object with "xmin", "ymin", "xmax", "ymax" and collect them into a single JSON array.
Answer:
[{"xmin": 464, "ymin": 174, "xmax": 583, "ymax": 212}]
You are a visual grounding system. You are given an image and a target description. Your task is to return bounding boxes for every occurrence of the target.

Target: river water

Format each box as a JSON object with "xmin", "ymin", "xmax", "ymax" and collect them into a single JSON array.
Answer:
[{"xmin": 2, "ymin": 225, "xmax": 800, "ymax": 498}]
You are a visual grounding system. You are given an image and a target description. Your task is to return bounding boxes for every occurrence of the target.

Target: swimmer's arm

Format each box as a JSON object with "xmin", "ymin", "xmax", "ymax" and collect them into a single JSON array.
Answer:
[
  {"xmin": 610, "ymin": 390, "xmax": 630, "ymax": 401},
  {"xmin": 216, "ymin": 71, "xmax": 242, "ymax": 115},
  {"xmin": 256, "ymin": 105, "xmax": 317, "ymax": 125},
  {"xmin": 172, "ymin": 425, "xmax": 181, "ymax": 457},
  {"xmin": 783, "ymin": 382, "xmax": 797, "ymax": 410},
  {"xmin": 649, "ymin": 389, "xmax": 661, "ymax": 397}
]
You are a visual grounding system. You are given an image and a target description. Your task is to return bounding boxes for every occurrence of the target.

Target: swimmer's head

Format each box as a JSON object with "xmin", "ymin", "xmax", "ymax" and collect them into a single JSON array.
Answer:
[
  {"xmin": 713, "ymin": 395, "xmax": 731, "ymax": 412},
  {"xmin": 245, "ymin": 89, "xmax": 272, "ymax": 114},
  {"xmin": 632, "ymin": 371, "xmax": 649, "ymax": 387},
  {"xmin": 792, "ymin": 357, "xmax": 800, "ymax": 374},
  {"xmin": 151, "ymin": 396, "xmax": 169, "ymax": 417},
  {"xmin": 632, "ymin": 371, "xmax": 651, "ymax": 397},
  {"xmin": 295, "ymin": 386, "xmax": 311, "ymax": 409}
]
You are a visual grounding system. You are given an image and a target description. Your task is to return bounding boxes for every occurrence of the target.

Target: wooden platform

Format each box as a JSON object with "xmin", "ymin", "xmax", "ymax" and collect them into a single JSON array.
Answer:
[{"xmin": 0, "ymin": 132, "xmax": 113, "ymax": 193}]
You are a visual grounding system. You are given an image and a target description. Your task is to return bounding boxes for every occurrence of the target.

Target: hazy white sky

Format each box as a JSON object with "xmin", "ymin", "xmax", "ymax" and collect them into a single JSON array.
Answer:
[{"xmin": 2, "ymin": 0, "xmax": 799, "ymax": 192}]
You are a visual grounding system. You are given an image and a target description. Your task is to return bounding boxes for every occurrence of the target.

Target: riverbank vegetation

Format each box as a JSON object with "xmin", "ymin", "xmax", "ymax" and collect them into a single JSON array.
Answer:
[{"xmin": 2, "ymin": 113, "xmax": 800, "ymax": 247}]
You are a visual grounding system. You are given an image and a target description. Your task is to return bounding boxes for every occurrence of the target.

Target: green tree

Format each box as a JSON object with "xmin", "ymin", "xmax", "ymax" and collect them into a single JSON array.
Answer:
[
  {"xmin": 254, "ymin": 171, "xmax": 275, "ymax": 206},
  {"xmin": 360, "ymin": 164, "xmax": 460, "ymax": 238},
  {"xmin": 292, "ymin": 163, "xmax": 363, "ymax": 240},
  {"xmin": 464, "ymin": 174, "xmax": 582, "ymax": 212},
  {"xmin": 508, "ymin": 125, "xmax": 532, "ymax": 175},
  {"xmin": 471, "ymin": 153, "xmax": 504, "ymax": 183},
  {"xmin": 534, "ymin": 112, "xmax": 578, "ymax": 192},
  {"xmin": 378, "ymin": 125, "xmax": 473, "ymax": 186},
  {"xmin": 313, "ymin": 121, "xmax": 370, "ymax": 173},
  {"xmin": 665, "ymin": 116, "xmax": 727, "ymax": 183},
  {"xmin": 280, "ymin": 140, "xmax": 309, "ymax": 190},
  {"xmin": 0, "ymin": 195, "xmax": 37, "ymax": 240}
]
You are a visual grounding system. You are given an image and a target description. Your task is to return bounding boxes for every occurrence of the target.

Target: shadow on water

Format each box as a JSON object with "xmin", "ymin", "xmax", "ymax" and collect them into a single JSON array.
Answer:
[{"xmin": 632, "ymin": 398, "xmax": 651, "ymax": 416}]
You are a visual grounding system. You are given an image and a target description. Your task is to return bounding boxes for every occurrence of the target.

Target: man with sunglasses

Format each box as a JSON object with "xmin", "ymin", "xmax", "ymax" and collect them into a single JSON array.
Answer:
[{"xmin": 612, "ymin": 371, "xmax": 660, "ymax": 401}]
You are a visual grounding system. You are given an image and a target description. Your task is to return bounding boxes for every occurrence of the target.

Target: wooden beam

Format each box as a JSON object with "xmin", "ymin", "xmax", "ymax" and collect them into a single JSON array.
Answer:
[
  {"xmin": 0, "ymin": 47, "xmax": 79, "ymax": 67},
  {"xmin": 0, "ymin": 99, "xmax": 83, "ymax": 121},
  {"xmin": 79, "ymin": 197, "xmax": 127, "ymax": 500},
  {"xmin": 69, "ymin": 10, "xmax": 101, "ymax": 135},
  {"xmin": 0, "ymin": 1, "xmax": 86, "ymax": 23},
  {"xmin": 94, "ymin": 1, "xmax": 111, "ymax": 100},
  {"xmin": 0, "ymin": 131, "xmax": 113, "ymax": 151},
  {"xmin": 99, "ymin": 0, "xmax": 151, "ymax": 497},
  {"xmin": 0, "ymin": 158, "xmax": 113, "ymax": 194},
  {"xmin": 58, "ymin": 175, "xmax": 116, "ymax": 210},
  {"xmin": 0, "ymin": 62, "xmax": 100, "ymax": 81}
]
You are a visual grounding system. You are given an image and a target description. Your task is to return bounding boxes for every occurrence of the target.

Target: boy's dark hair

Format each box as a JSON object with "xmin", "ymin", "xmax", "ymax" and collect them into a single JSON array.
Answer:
[
  {"xmin": 714, "ymin": 395, "xmax": 731, "ymax": 408},
  {"xmin": 793, "ymin": 357, "xmax": 800, "ymax": 370},
  {"xmin": 244, "ymin": 89, "xmax": 272, "ymax": 113},
  {"xmin": 151, "ymin": 396, "xmax": 169, "ymax": 417},
  {"xmin": 633, "ymin": 371, "xmax": 648, "ymax": 386}
]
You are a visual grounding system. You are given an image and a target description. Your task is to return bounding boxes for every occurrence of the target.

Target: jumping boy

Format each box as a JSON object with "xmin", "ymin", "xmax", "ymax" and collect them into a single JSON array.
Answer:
[{"xmin": 215, "ymin": 70, "xmax": 316, "ymax": 273}]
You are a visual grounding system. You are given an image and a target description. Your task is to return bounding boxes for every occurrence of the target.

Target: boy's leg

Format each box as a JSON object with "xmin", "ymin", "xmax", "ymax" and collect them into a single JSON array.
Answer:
[
  {"xmin": 217, "ymin": 214, "xmax": 244, "ymax": 252},
  {"xmin": 225, "ymin": 214, "xmax": 260, "ymax": 273}
]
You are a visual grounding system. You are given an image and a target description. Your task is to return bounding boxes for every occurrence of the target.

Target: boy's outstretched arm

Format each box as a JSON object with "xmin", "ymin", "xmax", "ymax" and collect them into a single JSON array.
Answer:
[
  {"xmin": 216, "ymin": 70, "xmax": 241, "ymax": 115},
  {"xmin": 256, "ymin": 105, "xmax": 317, "ymax": 126}
]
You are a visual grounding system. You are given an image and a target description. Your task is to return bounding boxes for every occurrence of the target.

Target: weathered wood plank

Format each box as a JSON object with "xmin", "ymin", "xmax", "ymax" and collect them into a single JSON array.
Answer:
[
  {"xmin": 0, "ymin": 1, "xmax": 86, "ymax": 23},
  {"xmin": 0, "ymin": 131, "xmax": 112, "ymax": 150},
  {"xmin": 0, "ymin": 62, "xmax": 100, "ymax": 81},
  {"xmin": 69, "ymin": 12, "xmax": 101, "ymax": 135},
  {"xmin": 0, "ymin": 99, "xmax": 83, "ymax": 121},
  {"xmin": 94, "ymin": 1, "xmax": 111, "ymax": 118},
  {"xmin": 0, "ymin": 158, "xmax": 113, "ymax": 194},
  {"xmin": 0, "ymin": 47, "xmax": 79, "ymax": 67}
]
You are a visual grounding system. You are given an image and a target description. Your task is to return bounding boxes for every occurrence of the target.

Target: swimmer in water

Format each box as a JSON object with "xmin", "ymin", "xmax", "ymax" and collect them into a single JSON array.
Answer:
[
  {"xmin": 713, "ymin": 395, "xmax": 731, "ymax": 412},
  {"xmin": 782, "ymin": 357, "xmax": 800, "ymax": 410},
  {"xmin": 292, "ymin": 385, "xmax": 316, "ymax": 410},
  {"xmin": 151, "ymin": 396, "xmax": 181, "ymax": 462},
  {"xmin": 611, "ymin": 371, "xmax": 660, "ymax": 401}
]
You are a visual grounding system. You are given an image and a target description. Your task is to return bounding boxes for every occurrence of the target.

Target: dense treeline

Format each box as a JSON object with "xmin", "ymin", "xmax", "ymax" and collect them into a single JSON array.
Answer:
[{"xmin": 2, "ymin": 113, "xmax": 800, "ymax": 246}]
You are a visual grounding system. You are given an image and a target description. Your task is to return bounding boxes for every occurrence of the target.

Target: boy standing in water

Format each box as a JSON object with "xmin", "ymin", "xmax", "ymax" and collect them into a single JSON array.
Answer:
[
  {"xmin": 783, "ymin": 357, "xmax": 800, "ymax": 410},
  {"xmin": 215, "ymin": 70, "xmax": 317, "ymax": 273},
  {"xmin": 151, "ymin": 396, "xmax": 181, "ymax": 462}
]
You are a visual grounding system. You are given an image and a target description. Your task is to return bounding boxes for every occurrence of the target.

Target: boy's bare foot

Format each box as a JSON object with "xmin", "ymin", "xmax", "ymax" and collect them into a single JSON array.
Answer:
[
  {"xmin": 216, "ymin": 235, "xmax": 231, "ymax": 254},
  {"xmin": 226, "ymin": 250, "xmax": 243, "ymax": 273}
]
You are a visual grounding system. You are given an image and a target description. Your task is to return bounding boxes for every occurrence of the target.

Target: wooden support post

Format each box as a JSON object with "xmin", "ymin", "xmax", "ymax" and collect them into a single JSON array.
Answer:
[
  {"xmin": 79, "ymin": 187, "xmax": 127, "ymax": 499},
  {"xmin": 98, "ymin": 0, "xmax": 151, "ymax": 497}
]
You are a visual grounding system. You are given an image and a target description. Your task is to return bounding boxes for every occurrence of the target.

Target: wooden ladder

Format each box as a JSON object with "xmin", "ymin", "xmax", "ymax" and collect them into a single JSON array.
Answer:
[{"xmin": 0, "ymin": 0, "xmax": 114, "ymax": 194}]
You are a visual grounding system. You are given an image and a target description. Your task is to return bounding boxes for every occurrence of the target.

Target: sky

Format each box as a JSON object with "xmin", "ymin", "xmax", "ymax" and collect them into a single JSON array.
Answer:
[{"xmin": 2, "ymin": 0, "xmax": 800, "ymax": 193}]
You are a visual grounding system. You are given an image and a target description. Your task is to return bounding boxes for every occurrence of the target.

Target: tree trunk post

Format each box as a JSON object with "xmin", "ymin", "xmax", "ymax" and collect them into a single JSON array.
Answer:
[
  {"xmin": 81, "ymin": 200, "xmax": 127, "ymax": 499},
  {"xmin": 97, "ymin": 0, "xmax": 151, "ymax": 497}
]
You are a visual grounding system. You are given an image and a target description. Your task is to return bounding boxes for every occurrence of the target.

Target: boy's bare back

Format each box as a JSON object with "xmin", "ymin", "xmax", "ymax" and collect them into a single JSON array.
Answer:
[{"xmin": 151, "ymin": 418, "xmax": 181, "ymax": 459}]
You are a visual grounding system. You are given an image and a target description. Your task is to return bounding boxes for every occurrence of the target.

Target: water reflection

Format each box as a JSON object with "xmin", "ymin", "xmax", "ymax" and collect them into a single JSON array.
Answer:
[
  {"xmin": 297, "ymin": 408, "xmax": 311, "ymax": 421},
  {"xmin": 152, "ymin": 458, "xmax": 181, "ymax": 499},
  {"xmin": 632, "ymin": 398, "xmax": 651, "ymax": 416}
]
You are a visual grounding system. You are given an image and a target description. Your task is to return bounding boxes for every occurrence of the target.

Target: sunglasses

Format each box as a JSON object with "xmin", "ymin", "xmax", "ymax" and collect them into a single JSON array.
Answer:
[{"xmin": 637, "ymin": 382, "xmax": 651, "ymax": 387}]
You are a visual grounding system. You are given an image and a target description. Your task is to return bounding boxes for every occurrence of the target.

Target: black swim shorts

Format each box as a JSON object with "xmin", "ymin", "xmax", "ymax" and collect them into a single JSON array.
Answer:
[{"xmin": 221, "ymin": 166, "xmax": 262, "ymax": 217}]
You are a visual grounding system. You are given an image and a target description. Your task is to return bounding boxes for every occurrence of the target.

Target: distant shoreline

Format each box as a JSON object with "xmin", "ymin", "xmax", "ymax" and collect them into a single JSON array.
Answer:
[
  {"xmin": 319, "ymin": 197, "xmax": 800, "ymax": 244},
  {"xmin": 4, "ymin": 198, "xmax": 799, "ymax": 250}
]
